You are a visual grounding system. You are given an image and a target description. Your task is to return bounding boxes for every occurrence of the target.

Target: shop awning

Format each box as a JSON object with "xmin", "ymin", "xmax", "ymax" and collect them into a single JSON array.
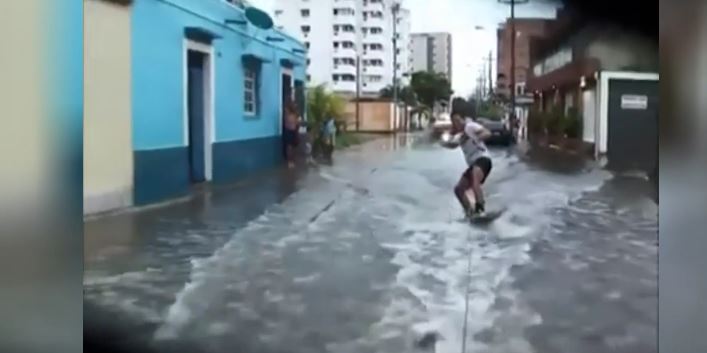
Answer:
[
  {"xmin": 184, "ymin": 27, "xmax": 222, "ymax": 43},
  {"xmin": 279, "ymin": 58, "xmax": 302, "ymax": 68},
  {"xmin": 242, "ymin": 53, "xmax": 272, "ymax": 64}
]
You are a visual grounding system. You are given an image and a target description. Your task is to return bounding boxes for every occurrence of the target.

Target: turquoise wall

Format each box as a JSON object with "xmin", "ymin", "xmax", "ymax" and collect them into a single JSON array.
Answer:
[{"xmin": 131, "ymin": 0, "xmax": 307, "ymax": 150}]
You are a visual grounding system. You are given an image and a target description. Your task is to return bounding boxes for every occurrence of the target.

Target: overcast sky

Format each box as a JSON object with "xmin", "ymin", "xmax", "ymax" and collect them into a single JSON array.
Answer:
[{"xmin": 250, "ymin": 0, "xmax": 559, "ymax": 97}]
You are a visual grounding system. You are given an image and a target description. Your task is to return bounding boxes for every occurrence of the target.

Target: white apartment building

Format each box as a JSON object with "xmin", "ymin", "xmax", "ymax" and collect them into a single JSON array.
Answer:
[
  {"xmin": 410, "ymin": 32, "xmax": 453, "ymax": 83},
  {"xmin": 396, "ymin": 7, "xmax": 412, "ymax": 86},
  {"xmin": 274, "ymin": 0, "xmax": 411, "ymax": 97}
]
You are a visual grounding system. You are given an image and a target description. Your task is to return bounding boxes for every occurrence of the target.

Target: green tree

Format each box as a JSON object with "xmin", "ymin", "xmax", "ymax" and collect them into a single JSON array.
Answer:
[
  {"xmin": 410, "ymin": 71, "xmax": 453, "ymax": 110},
  {"xmin": 476, "ymin": 100, "xmax": 503, "ymax": 120},
  {"xmin": 379, "ymin": 85, "xmax": 418, "ymax": 106},
  {"xmin": 379, "ymin": 85, "xmax": 395, "ymax": 98},
  {"xmin": 307, "ymin": 84, "xmax": 345, "ymax": 148}
]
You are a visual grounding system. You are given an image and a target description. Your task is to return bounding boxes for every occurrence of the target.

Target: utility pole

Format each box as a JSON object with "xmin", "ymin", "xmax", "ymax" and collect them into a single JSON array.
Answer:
[
  {"xmin": 488, "ymin": 50, "xmax": 493, "ymax": 97},
  {"xmin": 356, "ymin": 55, "xmax": 360, "ymax": 131},
  {"xmin": 392, "ymin": 2, "xmax": 400, "ymax": 131},
  {"xmin": 498, "ymin": 0, "xmax": 528, "ymax": 121}
]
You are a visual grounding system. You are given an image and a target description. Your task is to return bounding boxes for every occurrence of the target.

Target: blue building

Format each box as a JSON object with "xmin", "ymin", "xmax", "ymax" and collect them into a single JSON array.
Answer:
[{"xmin": 131, "ymin": 0, "xmax": 307, "ymax": 205}]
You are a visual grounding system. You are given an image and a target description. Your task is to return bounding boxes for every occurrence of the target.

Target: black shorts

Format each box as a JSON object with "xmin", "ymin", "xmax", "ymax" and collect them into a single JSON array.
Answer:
[
  {"xmin": 284, "ymin": 128, "xmax": 299, "ymax": 147},
  {"xmin": 463, "ymin": 157, "xmax": 492, "ymax": 184}
]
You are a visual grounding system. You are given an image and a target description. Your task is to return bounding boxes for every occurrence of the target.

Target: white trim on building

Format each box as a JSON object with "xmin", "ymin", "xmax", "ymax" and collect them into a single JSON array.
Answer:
[{"xmin": 182, "ymin": 39, "xmax": 215, "ymax": 181}]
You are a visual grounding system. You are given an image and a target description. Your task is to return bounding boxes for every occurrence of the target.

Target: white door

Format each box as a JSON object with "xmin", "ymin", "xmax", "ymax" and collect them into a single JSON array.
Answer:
[{"xmin": 582, "ymin": 89, "xmax": 596, "ymax": 143}]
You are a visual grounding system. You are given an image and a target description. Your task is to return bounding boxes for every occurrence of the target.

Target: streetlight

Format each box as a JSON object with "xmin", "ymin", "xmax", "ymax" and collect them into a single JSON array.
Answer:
[{"xmin": 498, "ymin": 0, "xmax": 529, "ymax": 122}]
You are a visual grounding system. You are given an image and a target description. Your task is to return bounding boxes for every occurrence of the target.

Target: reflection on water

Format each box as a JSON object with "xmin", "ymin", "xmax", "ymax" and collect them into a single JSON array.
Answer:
[{"xmin": 84, "ymin": 136, "xmax": 656, "ymax": 353}]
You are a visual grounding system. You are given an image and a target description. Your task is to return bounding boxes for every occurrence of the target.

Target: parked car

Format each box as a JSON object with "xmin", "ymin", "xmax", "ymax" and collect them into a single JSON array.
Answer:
[
  {"xmin": 477, "ymin": 117, "xmax": 513, "ymax": 146},
  {"xmin": 432, "ymin": 113, "xmax": 452, "ymax": 135}
]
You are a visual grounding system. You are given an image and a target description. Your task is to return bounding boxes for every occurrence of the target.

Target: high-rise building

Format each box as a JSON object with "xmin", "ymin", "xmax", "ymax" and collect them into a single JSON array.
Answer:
[
  {"xmin": 274, "ymin": 0, "xmax": 411, "ymax": 97},
  {"xmin": 410, "ymin": 32, "xmax": 452, "ymax": 82},
  {"xmin": 395, "ymin": 7, "xmax": 412, "ymax": 86}
]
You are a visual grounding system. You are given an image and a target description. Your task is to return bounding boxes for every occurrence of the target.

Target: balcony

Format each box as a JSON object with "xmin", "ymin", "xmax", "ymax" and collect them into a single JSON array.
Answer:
[
  {"xmin": 333, "ymin": 30, "xmax": 357, "ymax": 43},
  {"xmin": 333, "ymin": 63, "xmax": 357, "ymax": 76},
  {"xmin": 364, "ymin": 0, "xmax": 384, "ymax": 11},
  {"xmin": 332, "ymin": 80, "xmax": 357, "ymax": 93},
  {"xmin": 363, "ymin": 15, "xmax": 386, "ymax": 27},
  {"xmin": 333, "ymin": 13, "xmax": 357, "ymax": 26},
  {"xmin": 363, "ymin": 49, "xmax": 385, "ymax": 60},
  {"xmin": 362, "ymin": 65, "xmax": 385, "ymax": 76},
  {"xmin": 363, "ymin": 31, "xmax": 386, "ymax": 43},
  {"xmin": 362, "ymin": 80, "xmax": 386, "ymax": 94},
  {"xmin": 333, "ymin": 47, "xmax": 357, "ymax": 59}
]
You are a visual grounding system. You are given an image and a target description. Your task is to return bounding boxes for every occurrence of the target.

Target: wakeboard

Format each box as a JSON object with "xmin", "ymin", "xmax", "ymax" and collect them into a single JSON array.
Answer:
[{"xmin": 469, "ymin": 208, "xmax": 506, "ymax": 225}]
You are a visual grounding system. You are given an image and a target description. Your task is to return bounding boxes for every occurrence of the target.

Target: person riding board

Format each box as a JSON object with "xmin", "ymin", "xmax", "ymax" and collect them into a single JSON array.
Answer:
[{"xmin": 442, "ymin": 111, "xmax": 493, "ymax": 218}]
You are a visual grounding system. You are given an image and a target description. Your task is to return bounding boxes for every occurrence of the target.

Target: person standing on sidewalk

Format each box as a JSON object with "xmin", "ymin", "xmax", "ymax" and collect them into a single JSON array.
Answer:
[
  {"xmin": 322, "ymin": 116, "xmax": 337, "ymax": 158},
  {"xmin": 283, "ymin": 101, "xmax": 300, "ymax": 169}
]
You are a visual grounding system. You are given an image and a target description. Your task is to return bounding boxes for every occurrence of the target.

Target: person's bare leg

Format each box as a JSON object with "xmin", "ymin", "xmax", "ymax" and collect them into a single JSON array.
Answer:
[
  {"xmin": 454, "ymin": 173, "xmax": 472, "ymax": 213},
  {"xmin": 471, "ymin": 166, "xmax": 485, "ymax": 211}
]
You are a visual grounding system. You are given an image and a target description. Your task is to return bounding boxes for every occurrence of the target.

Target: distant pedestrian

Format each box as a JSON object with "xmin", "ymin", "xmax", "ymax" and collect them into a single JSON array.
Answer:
[
  {"xmin": 303, "ymin": 123, "xmax": 316, "ymax": 165},
  {"xmin": 283, "ymin": 101, "xmax": 300, "ymax": 168},
  {"xmin": 322, "ymin": 116, "xmax": 337, "ymax": 158}
]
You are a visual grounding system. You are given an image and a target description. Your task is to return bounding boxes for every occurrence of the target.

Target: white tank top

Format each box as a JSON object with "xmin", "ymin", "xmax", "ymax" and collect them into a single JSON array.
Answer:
[{"xmin": 460, "ymin": 121, "xmax": 490, "ymax": 166}]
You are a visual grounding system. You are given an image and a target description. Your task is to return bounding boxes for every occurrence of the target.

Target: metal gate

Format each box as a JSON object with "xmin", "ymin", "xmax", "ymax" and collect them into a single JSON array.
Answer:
[{"xmin": 607, "ymin": 79, "xmax": 659, "ymax": 172}]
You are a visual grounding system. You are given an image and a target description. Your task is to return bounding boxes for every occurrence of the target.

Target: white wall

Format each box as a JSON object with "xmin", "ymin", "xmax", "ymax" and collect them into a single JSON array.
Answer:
[
  {"xmin": 84, "ymin": 0, "xmax": 133, "ymax": 215},
  {"xmin": 585, "ymin": 31, "xmax": 658, "ymax": 72},
  {"xmin": 275, "ymin": 0, "xmax": 334, "ymax": 88},
  {"xmin": 411, "ymin": 34, "xmax": 428, "ymax": 73},
  {"xmin": 409, "ymin": 32, "xmax": 452, "ymax": 80},
  {"xmin": 397, "ymin": 8, "xmax": 412, "ymax": 84},
  {"xmin": 582, "ymin": 88, "xmax": 596, "ymax": 143}
]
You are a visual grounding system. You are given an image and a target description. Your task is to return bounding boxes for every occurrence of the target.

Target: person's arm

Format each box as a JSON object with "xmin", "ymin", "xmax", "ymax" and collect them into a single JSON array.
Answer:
[{"xmin": 440, "ymin": 132, "xmax": 463, "ymax": 149}]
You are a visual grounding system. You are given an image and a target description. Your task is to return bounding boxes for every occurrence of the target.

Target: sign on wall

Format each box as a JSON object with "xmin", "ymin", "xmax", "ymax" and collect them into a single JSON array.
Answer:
[{"xmin": 621, "ymin": 94, "xmax": 648, "ymax": 110}]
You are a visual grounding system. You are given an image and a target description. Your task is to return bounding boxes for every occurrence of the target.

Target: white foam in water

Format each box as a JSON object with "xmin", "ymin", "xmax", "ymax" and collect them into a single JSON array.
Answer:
[
  {"xmin": 91, "ymin": 144, "xmax": 616, "ymax": 350},
  {"xmin": 362, "ymin": 154, "xmax": 614, "ymax": 352},
  {"xmin": 152, "ymin": 179, "xmax": 364, "ymax": 340}
]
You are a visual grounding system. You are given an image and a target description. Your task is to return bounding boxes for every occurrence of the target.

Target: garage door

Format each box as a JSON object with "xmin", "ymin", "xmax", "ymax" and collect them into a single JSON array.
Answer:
[{"xmin": 607, "ymin": 79, "xmax": 658, "ymax": 172}]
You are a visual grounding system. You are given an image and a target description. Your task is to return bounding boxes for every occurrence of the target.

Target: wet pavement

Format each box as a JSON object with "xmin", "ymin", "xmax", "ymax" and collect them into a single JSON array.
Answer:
[{"xmin": 84, "ymin": 134, "xmax": 658, "ymax": 353}]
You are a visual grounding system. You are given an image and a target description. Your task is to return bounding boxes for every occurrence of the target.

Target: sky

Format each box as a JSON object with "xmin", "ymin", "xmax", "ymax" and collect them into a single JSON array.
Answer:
[{"xmin": 250, "ymin": 0, "xmax": 559, "ymax": 97}]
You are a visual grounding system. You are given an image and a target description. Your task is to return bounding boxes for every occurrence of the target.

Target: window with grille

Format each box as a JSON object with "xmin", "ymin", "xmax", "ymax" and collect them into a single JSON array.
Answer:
[{"xmin": 244, "ymin": 65, "xmax": 258, "ymax": 115}]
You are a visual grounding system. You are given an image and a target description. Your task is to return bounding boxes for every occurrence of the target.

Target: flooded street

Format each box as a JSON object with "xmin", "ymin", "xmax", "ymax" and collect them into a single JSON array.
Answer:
[{"xmin": 84, "ymin": 135, "xmax": 657, "ymax": 353}]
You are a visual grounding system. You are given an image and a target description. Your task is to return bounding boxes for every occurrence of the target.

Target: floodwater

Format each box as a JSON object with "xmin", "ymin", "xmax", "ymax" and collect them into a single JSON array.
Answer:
[{"xmin": 85, "ymin": 134, "xmax": 657, "ymax": 353}]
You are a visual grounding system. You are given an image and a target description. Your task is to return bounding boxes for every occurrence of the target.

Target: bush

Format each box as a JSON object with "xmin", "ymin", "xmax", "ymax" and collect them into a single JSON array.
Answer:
[
  {"xmin": 306, "ymin": 84, "xmax": 346, "ymax": 149},
  {"xmin": 528, "ymin": 108, "xmax": 546, "ymax": 135},
  {"xmin": 564, "ymin": 107, "xmax": 582, "ymax": 139},
  {"xmin": 545, "ymin": 107, "xmax": 566, "ymax": 136}
]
